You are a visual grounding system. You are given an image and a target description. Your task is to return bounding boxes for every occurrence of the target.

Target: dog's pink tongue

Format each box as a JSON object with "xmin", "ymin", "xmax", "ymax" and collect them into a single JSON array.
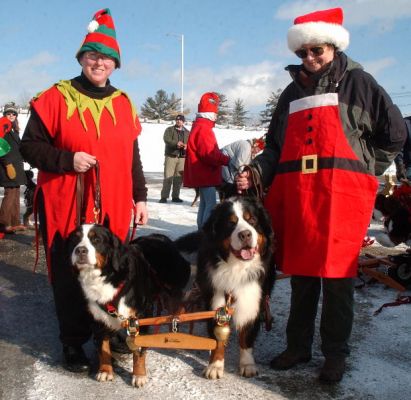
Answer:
[{"xmin": 240, "ymin": 248, "xmax": 255, "ymax": 260}]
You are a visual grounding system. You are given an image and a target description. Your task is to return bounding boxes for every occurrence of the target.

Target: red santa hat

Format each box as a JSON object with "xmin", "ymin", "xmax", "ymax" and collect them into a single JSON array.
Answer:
[
  {"xmin": 76, "ymin": 8, "xmax": 121, "ymax": 68},
  {"xmin": 198, "ymin": 92, "xmax": 219, "ymax": 113},
  {"xmin": 287, "ymin": 7, "xmax": 349, "ymax": 52}
]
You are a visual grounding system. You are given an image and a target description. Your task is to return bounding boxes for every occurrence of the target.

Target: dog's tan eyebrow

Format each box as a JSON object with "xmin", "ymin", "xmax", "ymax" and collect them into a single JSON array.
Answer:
[{"xmin": 229, "ymin": 214, "xmax": 238, "ymax": 223}]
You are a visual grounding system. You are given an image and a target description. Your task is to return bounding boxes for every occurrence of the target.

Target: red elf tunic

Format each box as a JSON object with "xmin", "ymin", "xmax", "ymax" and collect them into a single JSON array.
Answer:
[
  {"xmin": 32, "ymin": 80, "xmax": 141, "ymax": 273},
  {"xmin": 264, "ymin": 93, "xmax": 378, "ymax": 278}
]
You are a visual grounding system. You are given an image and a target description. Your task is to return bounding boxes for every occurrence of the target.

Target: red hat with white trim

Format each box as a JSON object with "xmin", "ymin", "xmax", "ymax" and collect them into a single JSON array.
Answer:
[
  {"xmin": 76, "ymin": 8, "xmax": 121, "ymax": 68},
  {"xmin": 287, "ymin": 7, "xmax": 349, "ymax": 52},
  {"xmin": 198, "ymin": 92, "xmax": 219, "ymax": 113}
]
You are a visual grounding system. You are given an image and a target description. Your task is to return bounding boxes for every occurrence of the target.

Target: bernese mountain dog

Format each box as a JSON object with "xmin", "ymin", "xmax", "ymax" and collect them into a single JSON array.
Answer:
[
  {"xmin": 176, "ymin": 195, "xmax": 275, "ymax": 379},
  {"xmin": 67, "ymin": 225, "xmax": 191, "ymax": 388}
]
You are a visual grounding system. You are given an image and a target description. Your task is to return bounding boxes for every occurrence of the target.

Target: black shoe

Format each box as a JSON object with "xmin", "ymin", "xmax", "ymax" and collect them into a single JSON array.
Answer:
[
  {"xmin": 270, "ymin": 349, "xmax": 312, "ymax": 370},
  {"xmin": 63, "ymin": 345, "xmax": 90, "ymax": 373},
  {"xmin": 172, "ymin": 198, "xmax": 183, "ymax": 203},
  {"xmin": 319, "ymin": 357, "xmax": 346, "ymax": 383},
  {"xmin": 159, "ymin": 198, "xmax": 167, "ymax": 203}
]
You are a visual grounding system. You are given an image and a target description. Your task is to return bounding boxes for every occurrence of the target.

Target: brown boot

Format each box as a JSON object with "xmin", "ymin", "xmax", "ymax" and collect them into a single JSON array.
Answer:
[
  {"xmin": 270, "ymin": 349, "xmax": 312, "ymax": 370},
  {"xmin": 319, "ymin": 357, "xmax": 346, "ymax": 383}
]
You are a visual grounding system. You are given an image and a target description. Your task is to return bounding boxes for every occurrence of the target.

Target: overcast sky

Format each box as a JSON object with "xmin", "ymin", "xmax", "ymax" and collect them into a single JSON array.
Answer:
[{"xmin": 1, "ymin": 0, "xmax": 411, "ymax": 117}]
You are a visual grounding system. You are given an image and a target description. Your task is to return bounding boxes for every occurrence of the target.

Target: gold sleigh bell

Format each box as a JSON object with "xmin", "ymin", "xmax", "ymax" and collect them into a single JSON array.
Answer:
[{"xmin": 214, "ymin": 306, "xmax": 231, "ymax": 342}]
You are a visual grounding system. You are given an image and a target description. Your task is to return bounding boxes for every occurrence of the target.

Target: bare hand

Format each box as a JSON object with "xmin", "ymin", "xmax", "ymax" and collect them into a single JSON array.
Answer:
[
  {"xmin": 235, "ymin": 170, "xmax": 253, "ymax": 194},
  {"xmin": 134, "ymin": 201, "xmax": 148, "ymax": 225},
  {"xmin": 73, "ymin": 152, "xmax": 97, "ymax": 173}
]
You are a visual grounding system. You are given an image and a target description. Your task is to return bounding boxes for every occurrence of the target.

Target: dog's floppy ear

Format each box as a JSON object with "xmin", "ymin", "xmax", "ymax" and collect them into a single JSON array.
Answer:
[{"xmin": 109, "ymin": 233, "xmax": 126, "ymax": 272}]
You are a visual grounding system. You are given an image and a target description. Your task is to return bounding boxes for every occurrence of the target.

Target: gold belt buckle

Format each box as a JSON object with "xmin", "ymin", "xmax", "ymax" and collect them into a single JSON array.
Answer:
[{"xmin": 302, "ymin": 154, "xmax": 318, "ymax": 174}]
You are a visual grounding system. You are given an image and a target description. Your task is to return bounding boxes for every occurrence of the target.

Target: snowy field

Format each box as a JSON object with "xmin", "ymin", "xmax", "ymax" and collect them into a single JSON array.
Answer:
[{"xmin": 1, "ymin": 115, "xmax": 410, "ymax": 400}]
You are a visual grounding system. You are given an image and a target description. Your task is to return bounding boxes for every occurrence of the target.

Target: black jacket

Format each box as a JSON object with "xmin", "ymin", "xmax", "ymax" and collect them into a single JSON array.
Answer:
[
  {"xmin": 254, "ymin": 52, "xmax": 406, "ymax": 187},
  {"xmin": 0, "ymin": 125, "xmax": 27, "ymax": 187}
]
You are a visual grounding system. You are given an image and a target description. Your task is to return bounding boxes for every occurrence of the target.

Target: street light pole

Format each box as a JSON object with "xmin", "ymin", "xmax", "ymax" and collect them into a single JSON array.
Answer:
[
  {"xmin": 167, "ymin": 33, "xmax": 184, "ymax": 114},
  {"xmin": 180, "ymin": 34, "xmax": 184, "ymax": 114}
]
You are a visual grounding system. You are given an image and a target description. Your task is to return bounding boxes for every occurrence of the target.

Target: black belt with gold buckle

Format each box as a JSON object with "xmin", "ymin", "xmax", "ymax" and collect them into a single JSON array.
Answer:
[{"xmin": 277, "ymin": 156, "xmax": 368, "ymax": 175}]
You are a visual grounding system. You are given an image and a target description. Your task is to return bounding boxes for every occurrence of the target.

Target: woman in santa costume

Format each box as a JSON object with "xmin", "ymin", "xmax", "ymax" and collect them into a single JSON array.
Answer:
[
  {"xmin": 236, "ymin": 7, "xmax": 405, "ymax": 382},
  {"xmin": 21, "ymin": 9, "xmax": 148, "ymax": 373}
]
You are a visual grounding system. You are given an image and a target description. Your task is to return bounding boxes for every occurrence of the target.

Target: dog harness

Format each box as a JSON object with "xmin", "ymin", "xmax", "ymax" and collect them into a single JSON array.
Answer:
[{"xmin": 264, "ymin": 93, "xmax": 378, "ymax": 278}]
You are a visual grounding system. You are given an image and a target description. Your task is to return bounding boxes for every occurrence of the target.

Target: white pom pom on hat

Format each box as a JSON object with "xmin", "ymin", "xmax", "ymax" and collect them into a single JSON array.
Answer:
[
  {"xmin": 87, "ymin": 20, "xmax": 99, "ymax": 33},
  {"xmin": 287, "ymin": 7, "xmax": 349, "ymax": 52}
]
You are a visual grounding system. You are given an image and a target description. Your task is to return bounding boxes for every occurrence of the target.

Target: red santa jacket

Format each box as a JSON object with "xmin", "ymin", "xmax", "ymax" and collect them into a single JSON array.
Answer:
[{"xmin": 183, "ymin": 118, "xmax": 229, "ymax": 188}]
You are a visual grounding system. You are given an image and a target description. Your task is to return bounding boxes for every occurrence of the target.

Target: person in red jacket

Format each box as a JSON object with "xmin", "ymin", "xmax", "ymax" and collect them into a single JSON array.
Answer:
[
  {"xmin": 21, "ymin": 9, "xmax": 148, "ymax": 373},
  {"xmin": 184, "ymin": 92, "xmax": 229, "ymax": 228}
]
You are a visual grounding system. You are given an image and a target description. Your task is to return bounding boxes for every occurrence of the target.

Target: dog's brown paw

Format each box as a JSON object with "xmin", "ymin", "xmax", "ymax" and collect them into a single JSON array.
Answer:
[
  {"xmin": 96, "ymin": 370, "xmax": 114, "ymax": 382},
  {"xmin": 204, "ymin": 360, "xmax": 224, "ymax": 379},
  {"xmin": 132, "ymin": 374, "xmax": 148, "ymax": 388}
]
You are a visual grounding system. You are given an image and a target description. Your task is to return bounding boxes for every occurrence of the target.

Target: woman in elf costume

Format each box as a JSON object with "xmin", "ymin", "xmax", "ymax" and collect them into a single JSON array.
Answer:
[
  {"xmin": 236, "ymin": 7, "xmax": 405, "ymax": 383},
  {"xmin": 21, "ymin": 9, "xmax": 148, "ymax": 373}
]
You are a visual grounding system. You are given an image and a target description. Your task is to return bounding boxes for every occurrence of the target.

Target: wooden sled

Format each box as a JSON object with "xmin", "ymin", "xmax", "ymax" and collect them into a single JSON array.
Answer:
[
  {"xmin": 358, "ymin": 255, "xmax": 406, "ymax": 292},
  {"xmin": 125, "ymin": 308, "xmax": 233, "ymax": 351}
]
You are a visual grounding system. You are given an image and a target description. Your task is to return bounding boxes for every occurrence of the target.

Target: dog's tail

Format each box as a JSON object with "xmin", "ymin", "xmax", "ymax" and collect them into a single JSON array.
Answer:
[{"xmin": 174, "ymin": 231, "xmax": 203, "ymax": 253}]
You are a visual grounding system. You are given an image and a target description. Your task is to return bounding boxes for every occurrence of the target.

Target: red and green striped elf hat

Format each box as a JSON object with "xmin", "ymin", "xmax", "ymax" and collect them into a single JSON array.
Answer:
[{"xmin": 76, "ymin": 8, "xmax": 121, "ymax": 68}]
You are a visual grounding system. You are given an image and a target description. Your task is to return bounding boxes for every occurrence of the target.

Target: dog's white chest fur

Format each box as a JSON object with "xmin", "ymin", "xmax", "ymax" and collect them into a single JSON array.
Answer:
[{"xmin": 210, "ymin": 255, "xmax": 264, "ymax": 329}]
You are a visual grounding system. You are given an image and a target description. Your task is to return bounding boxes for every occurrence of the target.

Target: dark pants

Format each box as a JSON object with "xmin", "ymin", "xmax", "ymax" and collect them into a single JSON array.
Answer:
[
  {"xmin": 286, "ymin": 276, "xmax": 354, "ymax": 358},
  {"xmin": 0, "ymin": 186, "xmax": 21, "ymax": 227},
  {"xmin": 38, "ymin": 190, "xmax": 92, "ymax": 347}
]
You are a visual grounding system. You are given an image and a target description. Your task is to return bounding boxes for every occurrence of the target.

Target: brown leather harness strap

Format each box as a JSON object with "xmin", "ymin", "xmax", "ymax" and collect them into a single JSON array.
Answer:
[{"xmin": 76, "ymin": 160, "xmax": 102, "ymax": 226}]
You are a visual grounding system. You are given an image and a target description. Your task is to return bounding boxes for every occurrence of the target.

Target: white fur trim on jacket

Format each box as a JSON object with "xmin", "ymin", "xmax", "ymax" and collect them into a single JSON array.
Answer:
[
  {"xmin": 196, "ymin": 112, "xmax": 217, "ymax": 121},
  {"xmin": 287, "ymin": 21, "xmax": 349, "ymax": 52}
]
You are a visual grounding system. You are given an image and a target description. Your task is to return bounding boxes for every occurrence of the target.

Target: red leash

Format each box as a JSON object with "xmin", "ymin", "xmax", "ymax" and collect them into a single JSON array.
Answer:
[{"xmin": 374, "ymin": 295, "xmax": 411, "ymax": 315}]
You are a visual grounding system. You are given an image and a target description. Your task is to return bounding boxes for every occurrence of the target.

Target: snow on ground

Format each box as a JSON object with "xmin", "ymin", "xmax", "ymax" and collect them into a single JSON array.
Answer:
[
  {"xmin": 22, "ymin": 174, "xmax": 410, "ymax": 400},
  {"xmin": 4, "ymin": 115, "xmax": 411, "ymax": 399}
]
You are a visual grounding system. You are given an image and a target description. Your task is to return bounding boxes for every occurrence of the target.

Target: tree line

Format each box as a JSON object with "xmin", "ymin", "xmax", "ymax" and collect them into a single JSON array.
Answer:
[{"xmin": 140, "ymin": 89, "xmax": 282, "ymax": 126}]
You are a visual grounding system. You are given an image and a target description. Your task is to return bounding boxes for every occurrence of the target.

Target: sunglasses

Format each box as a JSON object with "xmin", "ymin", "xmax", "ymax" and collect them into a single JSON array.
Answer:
[
  {"xmin": 295, "ymin": 46, "xmax": 325, "ymax": 59},
  {"xmin": 5, "ymin": 112, "xmax": 17, "ymax": 116}
]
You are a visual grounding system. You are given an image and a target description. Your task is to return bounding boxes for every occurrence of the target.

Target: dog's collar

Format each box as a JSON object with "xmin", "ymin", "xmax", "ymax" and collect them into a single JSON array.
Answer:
[{"xmin": 100, "ymin": 281, "xmax": 126, "ymax": 316}]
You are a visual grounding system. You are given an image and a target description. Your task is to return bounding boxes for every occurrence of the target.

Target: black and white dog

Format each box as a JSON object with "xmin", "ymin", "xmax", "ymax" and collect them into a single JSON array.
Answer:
[
  {"xmin": 67, "ymin": 225, "xmax": 190, "ymax": 387},
  {"xmin": 176, "ymin": 196, "xmax": 275, "ymax": 379}
]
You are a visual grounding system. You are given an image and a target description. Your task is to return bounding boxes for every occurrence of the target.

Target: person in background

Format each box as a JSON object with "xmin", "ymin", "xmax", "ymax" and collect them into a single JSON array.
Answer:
[
  {"xmin": 20, "ymin": 8, "xmax": 148, "ymax": 373},
  {"xmin": 159, "ymin": 114, "xmax": 189, "ymax": 203},
  {"xmin": 235, "ymin": 7, "xmax": 405, "ymax": 383},
  {"xmin": 219, "ymin": 137, "xmax": 265, "ymax": 200},
  {"xmin": 0, "ymin": 102, "xmax": 27, "ymax": 234},
  {"xmin": 184, "ymin": 92, "xmax": 230, "ymax": 228},
  {"xmin": 394, "ymin": 116, "xmax": 411, "ymax": 181}
]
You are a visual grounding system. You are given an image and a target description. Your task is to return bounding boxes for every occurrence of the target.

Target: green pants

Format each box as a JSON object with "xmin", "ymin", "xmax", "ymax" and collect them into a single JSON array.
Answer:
[
  {"xmin": 160, "ymin": 156, "xmax": 185, "ymax": 199},
  {"xmin": 286, "ymin": 276, "xmax": 354, "ymax": 358}
]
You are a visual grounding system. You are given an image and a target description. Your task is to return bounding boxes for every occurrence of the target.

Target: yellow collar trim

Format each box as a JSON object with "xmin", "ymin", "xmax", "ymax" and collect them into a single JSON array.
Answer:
[{"xmin": 55, "ymin": 80, "xmax": 137, "ymax": 138}]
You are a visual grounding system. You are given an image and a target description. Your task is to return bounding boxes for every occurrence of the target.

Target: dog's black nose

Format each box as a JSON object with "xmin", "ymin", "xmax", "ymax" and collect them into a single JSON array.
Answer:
[
  {"xmin": 238, "ymin": 229, "xmax": 252, "ymax": 243},
  {"xmin": 75, "ymin": 246, "xmax": 88, "ymax": 256}
]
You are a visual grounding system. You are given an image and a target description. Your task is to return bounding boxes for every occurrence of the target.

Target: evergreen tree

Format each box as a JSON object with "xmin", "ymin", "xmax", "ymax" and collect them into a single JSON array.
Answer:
[
  {"xmin": 140, "ymin": 89, "xmax": 181, "ymax": 120},
  {"xmin": 260, "ymin": 89, "xmax": 282, "ymax": 124},
  {"xmin": 231, "ymin": 98, "xmax": 248, "ymax": 126},
  {"xmin": 215, "ymin": 92, "xmax": 230, "ymax": 125}
]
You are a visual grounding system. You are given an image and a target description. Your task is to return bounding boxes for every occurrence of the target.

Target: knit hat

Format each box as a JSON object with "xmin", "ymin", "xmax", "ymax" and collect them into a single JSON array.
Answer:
[
  {"xmin": 198, "ymin": 92, "xmax": 219, "ymax": 113},
  {"xmin": 76, "ymin": 8, "xmax": 121, "ymax": 68},
  {"xmin": 3, "ymin": 101, "xmax": 18, "ymax": 115},
  {"xmin": 287, "ymin": 7, "xmax": 349, "ymax": 52},
  {"xmin": 176, "ymin": 114, "xmax": 185, "ymax": 122}
]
